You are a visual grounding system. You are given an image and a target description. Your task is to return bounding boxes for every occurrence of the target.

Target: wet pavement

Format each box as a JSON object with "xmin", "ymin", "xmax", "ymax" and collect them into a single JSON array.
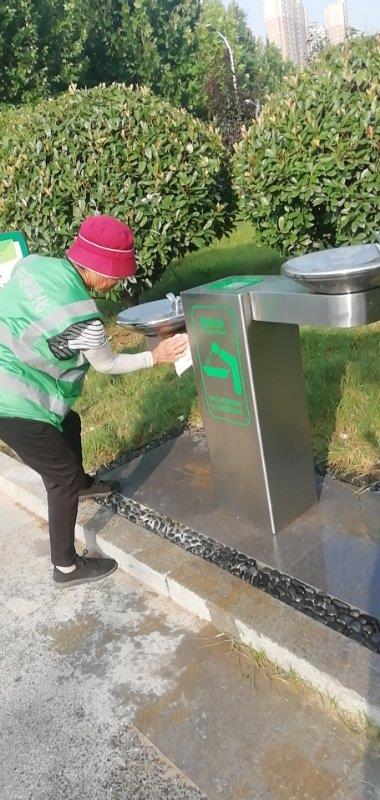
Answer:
[
  {"xmin": 1, "ymin": 492, "xmax": 379, "ymax": 800},
  {"xmin": 103, "ymin": 431, "xmax": 380, "ymax": 619}
]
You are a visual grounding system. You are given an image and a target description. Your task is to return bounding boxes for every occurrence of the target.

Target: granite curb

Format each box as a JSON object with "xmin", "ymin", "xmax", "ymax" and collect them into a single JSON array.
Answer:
[{"xmin": 0, "ymin": 450, "xmax": 379, "ymax": 728}]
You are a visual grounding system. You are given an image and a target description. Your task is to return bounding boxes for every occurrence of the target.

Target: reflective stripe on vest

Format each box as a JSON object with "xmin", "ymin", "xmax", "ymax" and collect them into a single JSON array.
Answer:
[
  {"xmin": 0, "ymin": 322, "xmax": 87, "ymax": 383},
  {"xmin": 0, "ymin": 256, "xmax": 100, "ymax": 427},
  {"xmin": 60, "ymin": 367, "xmax": 87, "ymax": 384},
  {"xmin": 21, "ymin": 299, "xmax": 100, "ymax": 346},
  {"xmin": 0, "ymin": 370, "xmax": 69, "ymax": 417}
]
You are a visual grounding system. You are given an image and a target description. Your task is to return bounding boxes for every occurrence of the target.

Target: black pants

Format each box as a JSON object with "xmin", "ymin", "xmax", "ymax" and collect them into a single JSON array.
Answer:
[{"xmin": 0, "ymin": 411, "xmax": 92, "ymax": 566}]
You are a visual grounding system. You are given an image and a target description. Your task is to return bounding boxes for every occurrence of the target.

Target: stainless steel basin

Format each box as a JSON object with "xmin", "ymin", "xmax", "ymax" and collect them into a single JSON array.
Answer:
[
  {"xmin": 117, "ymin": 297, "xmax": 186, "ymax": 338},
  {"xmin": 282, "ymin": 244, "xmax": 380, "ymax": 294}
]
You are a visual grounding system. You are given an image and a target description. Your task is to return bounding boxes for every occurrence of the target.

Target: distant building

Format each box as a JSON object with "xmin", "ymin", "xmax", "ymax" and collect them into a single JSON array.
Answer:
[
  {"xmin": 307, "ymin": 21, "xmax": 328, "ymax": 59},
  {"xmin": 324, "ymin": 0, "xmax": 348, "ymax": 44},
  {"xmin": 263, "ymin": 0, "xmax": 309, "ymax": 66}
]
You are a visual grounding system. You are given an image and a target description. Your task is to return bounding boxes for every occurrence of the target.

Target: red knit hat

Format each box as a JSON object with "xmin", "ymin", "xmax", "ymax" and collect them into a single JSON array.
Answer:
[{"xmin": 67, "ymin": 215, "xmax": 136, "ymax": 279}]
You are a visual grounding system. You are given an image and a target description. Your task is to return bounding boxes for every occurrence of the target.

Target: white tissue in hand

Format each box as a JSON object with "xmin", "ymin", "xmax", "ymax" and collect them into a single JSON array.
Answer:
[{"xmin": 174, "ymin": 346, "xmax": 192, "ymax": 376}]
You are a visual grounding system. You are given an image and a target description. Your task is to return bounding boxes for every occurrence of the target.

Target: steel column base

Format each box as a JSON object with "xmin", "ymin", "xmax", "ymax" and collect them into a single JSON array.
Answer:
[{"xmin": 183, "ymin": 291, "xmax": 317, "ymax": 534}]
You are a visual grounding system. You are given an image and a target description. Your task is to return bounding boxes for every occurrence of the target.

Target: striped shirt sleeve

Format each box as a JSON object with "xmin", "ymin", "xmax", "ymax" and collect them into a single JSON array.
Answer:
[
  {"xmin": 48, "ymin": 319, "xmax": 154, "ymax": 373},
  {"xmin": 66, "ymin": 319, "xmax": 107, "ymax": 351},
  {"xmin": 48, "ymin": 319, "xmax": 107, "ymax": 359}
]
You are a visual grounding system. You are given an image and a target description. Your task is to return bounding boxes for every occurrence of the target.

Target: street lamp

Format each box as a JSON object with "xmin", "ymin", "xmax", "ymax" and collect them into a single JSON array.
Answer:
[{"xmin": 205, "ymin": 24, "xmax": 239, "ymax": 103}]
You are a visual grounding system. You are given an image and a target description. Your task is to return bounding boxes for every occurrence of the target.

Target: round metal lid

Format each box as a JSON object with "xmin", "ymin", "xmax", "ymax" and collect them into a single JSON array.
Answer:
[
  {"xmin": 119, "ymin": 299, "xmax": 178, "ymax": 326},
  {"xmin": 117, "ymin": 298, "xmax": 185, "ymax": 335},
  {"xmin": 283, "ymin": 244, "xmax": 380, "ymax": 280}
]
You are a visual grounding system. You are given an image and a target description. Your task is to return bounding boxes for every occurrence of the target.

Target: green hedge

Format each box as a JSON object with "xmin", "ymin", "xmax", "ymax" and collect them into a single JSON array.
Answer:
[
  {"xmin": 0, "ymin": 84, "xmax": 234, "ymax": 291},
  {"xmin": 233, "ymin": 36, "xmax": 380, "ymax": 255}
]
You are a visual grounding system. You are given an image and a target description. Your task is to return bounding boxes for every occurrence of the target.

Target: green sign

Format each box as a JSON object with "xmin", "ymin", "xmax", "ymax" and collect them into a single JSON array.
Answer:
[
  {"xmin": 0, "ymin": 232, "xmax": 29, "ymax": 289},
  {"xmin": 191, "ymin": 303, "xmax": 251, "ymax": 427},
  {"xmin": 205, "ymin": 275, "xmax": 265, "ymax": 293},
  {"xmin": 0, "ymin": 231, "xmax": 28, "ymax": 257},
  {"xmin": 0, "ymin": 240, "xmax": 18, "ymax": 264}
]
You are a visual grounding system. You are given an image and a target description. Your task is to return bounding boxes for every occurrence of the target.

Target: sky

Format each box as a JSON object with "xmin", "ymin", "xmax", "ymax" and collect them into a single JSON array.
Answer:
[{"xmin": 239, "ymin": 0, "xmax": 380, "ymax": 39}]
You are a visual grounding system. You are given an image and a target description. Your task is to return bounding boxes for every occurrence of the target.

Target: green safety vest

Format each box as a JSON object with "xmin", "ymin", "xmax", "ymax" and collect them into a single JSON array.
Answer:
[{"xmin": 0, "ymin": 255, "xmax": 101, "ymax": 430}]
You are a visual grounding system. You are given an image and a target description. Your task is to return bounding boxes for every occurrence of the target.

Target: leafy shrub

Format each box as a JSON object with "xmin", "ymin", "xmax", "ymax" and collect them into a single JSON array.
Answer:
[
  {"xmin": 0, "ymin": 0, "xmax": 201, "ymax": 109},
  {"xmin": 0, "ymin": 0, "xmax": 90, "ymax": 105},
  {"xmin": 0, "ymin": 83, "xmax": 234, "ymax": 291},
  {"xmin": 233, "ymin": 36, "xmax": 380, "ymax": 254}
]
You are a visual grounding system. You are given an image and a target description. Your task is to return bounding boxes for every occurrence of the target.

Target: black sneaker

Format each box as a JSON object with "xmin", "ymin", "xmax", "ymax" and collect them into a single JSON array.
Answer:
[
  {"xmin": 78, "ymin": 479, "xmax": 120, "ymax": 499},
  {"xmin": 53, "ymin": 551, "xmax": 118, "ymax": 588}
]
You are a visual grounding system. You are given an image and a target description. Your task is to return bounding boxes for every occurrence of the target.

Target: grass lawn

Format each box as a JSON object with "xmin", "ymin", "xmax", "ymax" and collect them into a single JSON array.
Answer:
[
  {"xmin": 140, "ymin": 223, "xmax": 280, "ymax": 302},
  {"xmin": 76, "ymin": 224, "xmax": 380, "ymax": 481}
]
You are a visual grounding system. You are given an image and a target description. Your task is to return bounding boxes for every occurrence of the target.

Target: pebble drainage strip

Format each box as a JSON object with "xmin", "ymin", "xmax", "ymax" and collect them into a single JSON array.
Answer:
[{"xmin": 100, "ymin": 492, "xmax": 380, "ymax": 655}]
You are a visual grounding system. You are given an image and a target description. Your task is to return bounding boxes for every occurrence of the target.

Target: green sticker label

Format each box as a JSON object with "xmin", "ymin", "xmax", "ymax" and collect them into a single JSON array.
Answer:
[
  {"xmin": 205, "ymin": 275, "xmax": 265, "ymax": 293},
  {"xmin": 191, "ymin": 303, "xmax": 251, "ymax": 427}
]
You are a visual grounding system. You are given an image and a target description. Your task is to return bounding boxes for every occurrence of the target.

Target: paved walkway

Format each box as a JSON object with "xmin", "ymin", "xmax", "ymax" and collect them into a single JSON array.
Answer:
[{"xmin": 0, "ymin": 493, "xmax": 379, "ymax": 800}]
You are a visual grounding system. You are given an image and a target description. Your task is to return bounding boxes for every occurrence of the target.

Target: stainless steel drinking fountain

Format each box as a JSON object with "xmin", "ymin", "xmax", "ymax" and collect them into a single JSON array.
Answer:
[
  {"xmin": 117, "ymin": 293, "xmax": 186, "ymax": 351},
  {"xmin": 181, "ymin": 244, "xmax": 380, "ymax": 533},
  {"xmin": 117, "ymin": 243, "xmax": 380, "ymax": 534}
]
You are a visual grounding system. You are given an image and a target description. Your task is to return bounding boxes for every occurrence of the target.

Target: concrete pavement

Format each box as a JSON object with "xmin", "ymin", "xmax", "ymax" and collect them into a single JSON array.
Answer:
[
  {"xmin": 0, "ymin": 496, "xmax": 206, "ymax": 800},
  {"xmin": 0, "ymin": 493, "xmax": 379, "ymax": 800},
  {"xmin": 1, "ymin": 449, "xmax": 379, "ymax": 728}
]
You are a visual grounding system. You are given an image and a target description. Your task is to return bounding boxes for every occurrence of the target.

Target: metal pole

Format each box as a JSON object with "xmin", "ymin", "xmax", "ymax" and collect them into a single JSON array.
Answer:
[{"xmin": 205, "ymin": 24, "xmax": 239, "ymax": 102}]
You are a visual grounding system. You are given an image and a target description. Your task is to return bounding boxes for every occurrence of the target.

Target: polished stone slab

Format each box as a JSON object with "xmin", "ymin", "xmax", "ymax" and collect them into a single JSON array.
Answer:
[{"xmin": 104, "ymin": 432, "xmax": 380, "ymax": 618}]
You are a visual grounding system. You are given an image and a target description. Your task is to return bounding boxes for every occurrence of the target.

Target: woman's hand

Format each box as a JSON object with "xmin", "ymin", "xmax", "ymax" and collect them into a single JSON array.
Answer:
[{"xmin": 152, "ymin": 334, "xmax": 189, "ymax": 365}]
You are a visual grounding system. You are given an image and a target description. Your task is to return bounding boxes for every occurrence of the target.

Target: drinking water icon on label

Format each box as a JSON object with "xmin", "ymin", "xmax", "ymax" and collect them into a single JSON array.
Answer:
[
  {"xmin": 191, "ymin": 303, "xmax": 251, "ymax": 427},
  {"xmin": 202, "ymin": 343, "xmax": 242, "ymax": 397}
]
